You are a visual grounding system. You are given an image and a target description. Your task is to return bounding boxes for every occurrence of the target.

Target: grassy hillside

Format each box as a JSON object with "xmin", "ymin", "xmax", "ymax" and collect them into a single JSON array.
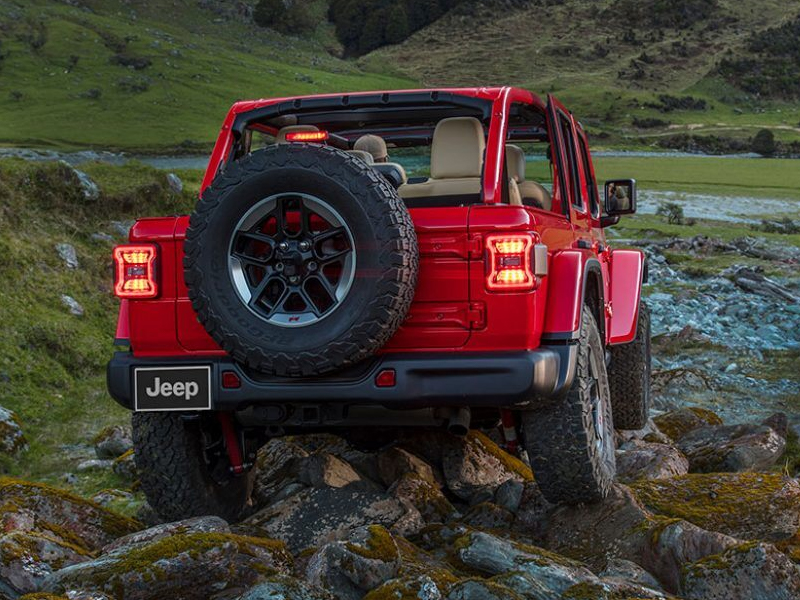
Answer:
[
  {"xmin": 367, "ymin": 0, "xmax": 800, "ymax": 148},
  {"xmin": 1, "ymin": 0, "xmax": 799, "ymax": 153},
  {"xmin": 0, "ymin": 0, "xmax": 414, "ymax": 152}
]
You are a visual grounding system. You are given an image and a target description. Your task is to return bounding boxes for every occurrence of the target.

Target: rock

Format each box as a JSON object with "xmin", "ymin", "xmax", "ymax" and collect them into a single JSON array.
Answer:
[
  {"xmin": 110, "ymin": 220, "xmax": 134, "ymax": 238},
  {"xmin": 70, "ymin": 166, "xmax": 100, "ymax": 200},
  {"xmin": 559, "ymin": 580, "xmax": 672, "ymax": 599},
  {"xmin": 299, "ymin": 452, "xmax": 365, "ymax": 489},
  {"xmin": 0, "ymin": 530, "xmax": 92, "ymax": 596},
  {"xmin": 364, "ymin": 574, "xmax": 444, "ymax": 600},
  {"xmin": 44, "ymin": 532, "xmax": 292, "ymax": 600},
  {"xmin": 235, "ymin": 574, "xmax": 334, "ymax": 599},
  {"xmin": 112, "ymin": 450, "xmax": 137, "ymax": 480},
  {"xmin": 90, "ymin": 232, "xmax": 114, "ymax": 244},
  {"xmin": 0, "ymin": 478, "xmax": 141, "ymax": 552},
  {"xmin": 677, "ymin": 423, "xmax": 785, "ymax": 472},
  {"xmin": 461, "ymin": 502, "xmax": 515, "ymax": 529},
  {"xmin": 541, "ymin": 484, "xmax": 737, "ymax": 593},
  {"xmin": 378, "ymin": 446, "xmax": 436, "ymax": 486},
  {"xmin": 93, "ymin": 425, "xmax": 133, "ymax": 459},
  {"xmin": 763, "ymin": 412, "xmax": 789, "ymax": 437},
  {"xmin": 446, "ymin": 579, "xmax": 523, "ymax": 600},
  {"xmin": 306, "ymin": 525, "xmax": 401, "ymax": 600},
  {"xmin": 488, "ymin": 571, "xmax": 555, "ymax": 599},
  {"xmin": 513, "ymin": 482, "xmax": 554, "ymax": 539},
  {"xmin": 389, "ymin": 472, "xmax": 456, "ymax": 524},
  {"xmin": 166, "ymin": 173, "xmax": 183, "ymax": 194},
  {"xmin": 453, "ymin": 530, "xmax": 598, "ymax": 596},
  {"xmin": 632, "ymin": 472, "xmax": 800, "ymax": 542},
  {"xmin": 599, "ymin": 557, "xmax": 663, "ymax": 591},
  {"xmin": 102, "ymin": 516, "xmax": 229, "ymax": 553},
  {"xmin": 682, "ymin": 542, "xmax": 800, "ymax": 600},
  {"xmin": 616, "ymin": 418, "xmax": 672, "ymax": 446},
  {"xmin": 91, "ymin": 489, "xmax": 133, "ymax": 508},
  {"xmin": 76, "ymin": 459, "xmax": 114, "ymax": 472},
  {"xmin": 441, "ymin": 431, "xmax": 533, "ymax": 501},
  {"xmin": 242, "ymin": 485, "xmax": 408, "ymax": 553},
  {"xmin": 0, "ymin": 406, "xmax": 27, "ymax": 455},
  {"xmin": 55, "ymin": 243, "xmax": 79, "ymax": 269},
  {"xmin": 493, "ymin": 479, "xmax": 524, "ymax": 513},
  {"xmin": 253, "ymin": 437, "xmax": 309, "ymax": 506},
  {"xmin": 653, "ymin": 407, "xmax": 722, "ymax": 442},
  {"xmin": 60, "ymin": 295, "xmax": 84, "ymax": 317},
  {"xmin": 615, "ymin": 440, "xmax": 689, "ymax": 483}
]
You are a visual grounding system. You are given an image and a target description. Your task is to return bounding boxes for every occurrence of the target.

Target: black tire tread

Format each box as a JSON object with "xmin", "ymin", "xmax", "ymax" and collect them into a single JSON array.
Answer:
[
  {"xmin": 132, "ymin": 412, "xmax": 252, "ymax": 522},
  {"xmin": 522, "ymin": 310, "xmax": 615, "ymax": 505},
  {"xmin": 608, "ymin": 302, "xmax": 651, "ymax": 430},
  {"xmin": 183, "ymin": 144, "xmax": 418, "ymax": 377}
]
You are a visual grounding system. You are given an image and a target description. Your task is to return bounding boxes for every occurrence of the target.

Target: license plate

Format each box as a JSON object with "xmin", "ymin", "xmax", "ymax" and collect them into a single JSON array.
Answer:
[{"xmin": 134, "ymin": 366, "xmax": 212, "ymax": 412}]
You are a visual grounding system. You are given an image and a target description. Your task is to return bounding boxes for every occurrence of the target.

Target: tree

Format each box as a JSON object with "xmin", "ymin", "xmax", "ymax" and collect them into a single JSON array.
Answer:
[
  {"xmin": 254, "ymin": 0, "xmax": 314, "ymax": 35},
  {"xmin": 358, "ymin": 9, "xmax": 387, "ymax": 55},
  {"xmin": 751, "ymin": 129, "xmax": 776, "ymax": 157},
  {"xmin": 385, "ymin": 5, "xmax": 410, "ymax": 45}
]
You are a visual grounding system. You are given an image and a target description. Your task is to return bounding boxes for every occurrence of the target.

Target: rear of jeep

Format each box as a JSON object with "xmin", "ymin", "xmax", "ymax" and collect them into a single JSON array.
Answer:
[{"xmin": 108, "ymin": 88, "xmax": 649, "ymax": 521}]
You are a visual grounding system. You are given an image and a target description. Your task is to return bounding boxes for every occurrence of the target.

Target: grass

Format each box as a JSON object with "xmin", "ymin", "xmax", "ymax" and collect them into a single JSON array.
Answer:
[
  {"xmin": 0, "ymin": 159, "xmax": 200, "ymax": 496},
  {"xmin": 526, "ymin": 156, "xmax": 800, "ymax": 200},
  {"xmin": 0, "ymin": 0, "xmax": 415, "ymax": 152}
]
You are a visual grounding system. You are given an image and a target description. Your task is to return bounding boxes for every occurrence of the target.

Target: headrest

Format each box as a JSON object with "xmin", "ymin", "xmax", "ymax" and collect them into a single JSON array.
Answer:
[
  {"xmin": 276, "ymin": 125, "xmax": 319, "ymax": 143},
  {"xmin": 354, "ymin": 134, "xmax": 388, "ymax": 161},
  {"xmin": 431, "ymin": 117, "xmax": 485, "ymax": 179},
  {"xmin": 505, "ymin": 144, "xmax": 526, "ymax": 183},
  {"xmin": 373, "ymin": 162, "xmax": 408, "ymax": 188},
  {"xmin": 346, "ymin": 149, "xmax": 375, "ymax": 165}
]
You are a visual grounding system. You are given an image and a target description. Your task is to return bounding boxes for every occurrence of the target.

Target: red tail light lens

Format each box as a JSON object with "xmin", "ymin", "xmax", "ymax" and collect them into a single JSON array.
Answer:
[
  {"xmin": 113, "ymin": 244, "xmax": 158, "ymax": 299},
  {"xmin": 284, "ymin": 131, "xmax": 329, "ymax": 143},
  {"xmin": 485, "ymin": 233, "xmax": 535, "ymax": 291}
]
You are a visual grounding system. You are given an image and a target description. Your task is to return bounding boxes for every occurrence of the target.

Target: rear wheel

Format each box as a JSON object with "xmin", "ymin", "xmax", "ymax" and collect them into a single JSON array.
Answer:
[
  {"xmin": 607, "ymin": 302, "xmax": 651, "ymax": 430},
  {"xmin": 521, "ymin": 310, "xmax": 615, "ymax": 505},
  {"xmin": 132, "ymin": 412, "xmax": 254, "ymax": 522}
]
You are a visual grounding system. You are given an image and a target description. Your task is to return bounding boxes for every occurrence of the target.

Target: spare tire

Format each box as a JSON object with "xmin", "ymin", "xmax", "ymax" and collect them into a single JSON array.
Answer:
[{"xmin": 184, "ymin": 144, "xmax": 418, "ymax": 377}]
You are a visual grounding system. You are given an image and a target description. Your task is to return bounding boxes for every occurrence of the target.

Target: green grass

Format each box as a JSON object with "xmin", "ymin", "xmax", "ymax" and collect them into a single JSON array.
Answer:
[
  {"xmin": 0, "ymin": 159, "xmax": 201, "ymax": 495},
  {"xmin": 0, "ymin": 0, "xmax": 415, "ymax": 152},
  {"xmin": 526, "ymin": 156, "xmax": 800, "ymax": 199}
]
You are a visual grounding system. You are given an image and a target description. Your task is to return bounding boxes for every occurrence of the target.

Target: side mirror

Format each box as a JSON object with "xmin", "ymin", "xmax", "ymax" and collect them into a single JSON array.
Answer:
[{"xmin": 604, "ymin": 179, "xmax": 637, "ymax": 216}]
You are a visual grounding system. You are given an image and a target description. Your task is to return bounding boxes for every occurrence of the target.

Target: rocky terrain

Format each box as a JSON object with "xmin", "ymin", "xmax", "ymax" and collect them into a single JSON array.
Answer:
[{"xmin": 0, "ymin": 404, "xmax": 799, "ymax": 600}]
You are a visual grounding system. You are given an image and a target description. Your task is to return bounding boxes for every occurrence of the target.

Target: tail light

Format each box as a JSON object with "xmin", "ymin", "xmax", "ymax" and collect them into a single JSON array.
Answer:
[
  {"xmin": 284, "ymin": 131, "xmax": 329, "ymax": 143},
  {"xmin": 113, "ymin": 244, "xmax": 158, "ymax": 299},
  {"xmin": 485, "ymin": 233, "xmax": 536, "ymax": 291}
]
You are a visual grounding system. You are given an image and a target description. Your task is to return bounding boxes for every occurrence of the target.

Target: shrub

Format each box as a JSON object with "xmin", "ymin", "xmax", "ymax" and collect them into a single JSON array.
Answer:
[
  {"xmin": 254, "ymin": 0, "xmax": 316, "ymax": 35},
  {"xmin": 656, "ymin": 201, "xmax": 685, "ymax": 225},
  {"xmin": 751, "ymin": 129, "xmax": 776, "ymax": 157}
]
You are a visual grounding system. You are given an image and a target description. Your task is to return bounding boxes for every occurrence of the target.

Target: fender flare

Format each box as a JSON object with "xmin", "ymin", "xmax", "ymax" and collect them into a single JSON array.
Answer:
[
  {"xmin": 608, "ymin": 249, "xmax": 646, "ymax": 345},
  {"xmin": 541, "ymin": 251, "xmax": 604, "ymax": 341}
]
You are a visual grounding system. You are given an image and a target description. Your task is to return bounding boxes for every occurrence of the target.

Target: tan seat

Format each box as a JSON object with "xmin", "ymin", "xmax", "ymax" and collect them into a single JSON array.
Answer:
[
  {"xmin": 276, "ymin": 125, "xmax": 319, "ymax": 143},
  {"xmin": 399, "ymin": 117, "xmax": 485, "ymax": 200},
  {"xmin": 347, "ymin": 149, "xmax": 374, "ymax": 164},
  {"xmin": 505, "ymin": 144, "xmax": 552, "ymax": 211}
]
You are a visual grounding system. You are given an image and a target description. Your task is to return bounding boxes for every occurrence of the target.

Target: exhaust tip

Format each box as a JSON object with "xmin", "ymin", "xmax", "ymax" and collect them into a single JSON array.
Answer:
[{"xmin": 447, "ymin": 407, "xmax": 471, "ymax": 437}]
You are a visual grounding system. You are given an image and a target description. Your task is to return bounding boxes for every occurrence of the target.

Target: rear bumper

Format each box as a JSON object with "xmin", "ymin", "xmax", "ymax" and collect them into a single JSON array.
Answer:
[{"xmin": 107, "ymin": 346, "xmax": 577, "ymax": 413}]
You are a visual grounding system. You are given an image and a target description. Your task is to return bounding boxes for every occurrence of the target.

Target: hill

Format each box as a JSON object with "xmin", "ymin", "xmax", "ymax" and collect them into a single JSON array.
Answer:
[
  {"xmin": 0, "ymin": 0, "xmax": 799, "ymax": 152},
  {"xmin": 0, "ymin": 0, "xmax": 413, "ymax": 152}
]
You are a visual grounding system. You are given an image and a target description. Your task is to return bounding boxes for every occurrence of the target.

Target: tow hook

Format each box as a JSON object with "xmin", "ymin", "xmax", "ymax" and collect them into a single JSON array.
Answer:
[{"xmin": 218, "ymin": 412, "xmax": 247, "ymax": 475}]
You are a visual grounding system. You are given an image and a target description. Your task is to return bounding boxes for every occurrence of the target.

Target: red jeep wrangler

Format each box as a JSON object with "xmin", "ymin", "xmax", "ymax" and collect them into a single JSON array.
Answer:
[{"xmin": 108, "ymin": 87, "xmax": 650, "ymax": 521}]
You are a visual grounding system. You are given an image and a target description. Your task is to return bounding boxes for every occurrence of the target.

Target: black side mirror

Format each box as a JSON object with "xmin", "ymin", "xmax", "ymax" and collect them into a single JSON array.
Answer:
[{"xmin": 604, "ymin": 179, "xmax": 637, "ymax": 216}]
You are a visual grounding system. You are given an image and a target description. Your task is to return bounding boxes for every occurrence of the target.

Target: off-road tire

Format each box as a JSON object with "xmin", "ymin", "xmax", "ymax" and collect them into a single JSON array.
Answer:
[
  {"xmin": 132, "ymin": 412, "xmax": 253, "ymax": 522},
  {"xmin": 607, "ymin": 302, "xmax": 651, "ymax": 430},
  {"xmin": 521, "ymin": 310, "xmax": 615, "ymax": 505},
  {"xmin": 184, "ymin": 144, "xmax": 418, "ymax": 377}
]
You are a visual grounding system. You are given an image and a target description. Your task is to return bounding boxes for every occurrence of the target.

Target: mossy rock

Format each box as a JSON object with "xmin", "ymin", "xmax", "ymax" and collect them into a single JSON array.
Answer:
[
  {"xmin": 0, "ymin": 477, "xmax": 141, "ymax": 552},
  {"xmin": 631, "ymin": 472, "xmax": 800, "ymax": 541},
  {"xmin": 346, "ymin": 525, "xmax": 400, "ymax": 563},
  {"xmin": 44, "ymin": 531, "xmax": 292, "ymax": 600},
  {"xmin": 652, "ymin": 407, "xmax": 722, "ymax": 442},
  {"xmin": 363, "ymin": 574, "xmax": 444, "ymax": 600}
]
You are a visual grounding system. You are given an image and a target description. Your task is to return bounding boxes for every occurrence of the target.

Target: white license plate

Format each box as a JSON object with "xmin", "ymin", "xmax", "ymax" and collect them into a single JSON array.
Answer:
[{"xmin": 134, "ymin": 366, "xmax": 212, "ymax": 412}]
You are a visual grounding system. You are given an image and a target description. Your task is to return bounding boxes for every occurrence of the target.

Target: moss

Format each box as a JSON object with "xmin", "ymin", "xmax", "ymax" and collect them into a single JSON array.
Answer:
[
  {"xmin": 631, "ymin": 472, "xmax": 795, "ymax": 539},
  {"xmin": 468, "ymin": 432, "xmax": 534, "ymax": 482},
  {"xmin": 395, "ymin": 473, "xmax": 454, "ymax": 520},
  {"xmin": 17, "ymin": 594, "xmax": 70, "ymax": 600},
  {"xmin": 113, "ymin": 449, "xmax": 134, "ymax": 464},
  {"xmin": 561, "ymin": 581, "xmax": 655, "ymax": 600},
  {"xmin": 652, "ymin": 407, "xmax": 723, "ymax": 441},
  {"xmin": 345, "ymin": 525, "xmax": 399, "ymax": 563},
  {"xmin": 91, "ymin": 425, "xmax": 117, "ymax": 445}
]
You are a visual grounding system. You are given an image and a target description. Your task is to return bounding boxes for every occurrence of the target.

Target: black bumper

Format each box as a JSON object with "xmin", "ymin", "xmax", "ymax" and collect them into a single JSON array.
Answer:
[{"xmin": 107, "ymin": 346, "xmax": 577, "ymax": 413}]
